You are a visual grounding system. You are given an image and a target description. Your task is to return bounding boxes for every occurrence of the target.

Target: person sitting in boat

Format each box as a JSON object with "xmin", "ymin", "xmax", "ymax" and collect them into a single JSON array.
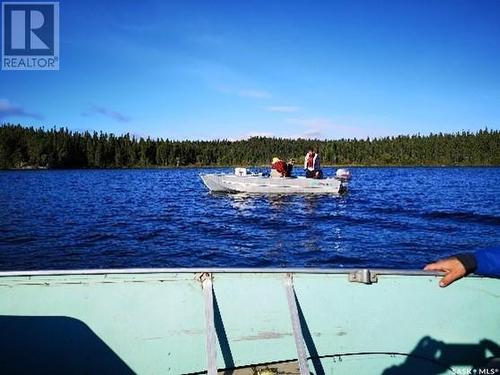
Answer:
[
  {"xmin": 285, "ymin": 158, "xmax": 295, "ymax": 177},
  {"xmin": 304, "ymin": 147, "xmax": 323, "ymax": 179},
  {"xmin": 271, "ymin": 157, "xmax": 288, "ymax": 177}
]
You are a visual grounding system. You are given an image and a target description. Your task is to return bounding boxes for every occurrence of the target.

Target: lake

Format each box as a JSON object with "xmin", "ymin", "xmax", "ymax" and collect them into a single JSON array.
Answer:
[{"xmin": 0, "ymin": 167, "xmax": 499, "ymax": 271}]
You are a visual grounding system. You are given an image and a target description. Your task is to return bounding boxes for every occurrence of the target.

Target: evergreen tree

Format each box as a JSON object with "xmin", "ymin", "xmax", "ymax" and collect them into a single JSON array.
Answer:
[{"xmin": 0, "ymin": 123, "xmax": 499, "ymax": 169}]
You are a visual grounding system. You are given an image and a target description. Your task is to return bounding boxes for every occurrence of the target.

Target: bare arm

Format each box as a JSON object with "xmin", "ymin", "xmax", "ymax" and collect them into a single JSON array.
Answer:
[
  {"xmin": 425, "ymin": 247, "xmax": 500, "ymax": 287},
  {"xmin": 423, "ymin": 258, "xmax": 467, "ymax": 287}
]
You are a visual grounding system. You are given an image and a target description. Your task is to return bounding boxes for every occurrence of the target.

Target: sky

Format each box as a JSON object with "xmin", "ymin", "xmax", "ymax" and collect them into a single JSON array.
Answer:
[{"xmin": 1, "ymin": 0, "xmax": 499, "ymax": 140}]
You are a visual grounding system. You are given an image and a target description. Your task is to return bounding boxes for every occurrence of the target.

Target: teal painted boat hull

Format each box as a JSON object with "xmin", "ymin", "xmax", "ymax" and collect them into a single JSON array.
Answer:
[{"xmin": 0, "ymin": 269, "xmax": 498, "ymax": 374}]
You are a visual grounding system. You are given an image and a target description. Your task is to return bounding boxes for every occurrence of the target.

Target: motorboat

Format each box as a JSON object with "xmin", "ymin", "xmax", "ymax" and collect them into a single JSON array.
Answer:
[{"xmin": 200, "ymin": 168, "xmax": 348, "ymax": 194}]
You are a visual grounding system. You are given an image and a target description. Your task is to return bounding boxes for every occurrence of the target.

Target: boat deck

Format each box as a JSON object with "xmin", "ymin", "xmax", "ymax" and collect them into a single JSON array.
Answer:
[{"xmin": 0, "ymin": 268, "xmax": 498, "ymax": 374}]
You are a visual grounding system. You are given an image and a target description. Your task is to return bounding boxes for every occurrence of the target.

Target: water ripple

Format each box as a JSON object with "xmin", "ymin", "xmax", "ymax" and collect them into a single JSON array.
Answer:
[{"xmin": 0, "ymin": 167, "xmax": 499, "ymax": 270}]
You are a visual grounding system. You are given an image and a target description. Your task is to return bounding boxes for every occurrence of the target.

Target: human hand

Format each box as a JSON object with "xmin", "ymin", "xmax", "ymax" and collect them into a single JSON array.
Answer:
[{"xmin": 423, "ymin": 258, "xmax": 467, "ymax": 287}]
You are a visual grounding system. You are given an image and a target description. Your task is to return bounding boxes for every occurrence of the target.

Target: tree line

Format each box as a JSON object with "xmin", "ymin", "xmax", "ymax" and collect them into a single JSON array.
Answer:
[{"xmin": 0, "ymin": 123, "xmax": 499, "ymax": 169}]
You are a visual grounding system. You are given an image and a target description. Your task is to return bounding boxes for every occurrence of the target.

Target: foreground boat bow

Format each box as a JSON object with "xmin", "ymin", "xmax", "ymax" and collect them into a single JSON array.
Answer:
[{"xmin": 0, "ymin": 268, "xmax": 498, "ymax": 374}]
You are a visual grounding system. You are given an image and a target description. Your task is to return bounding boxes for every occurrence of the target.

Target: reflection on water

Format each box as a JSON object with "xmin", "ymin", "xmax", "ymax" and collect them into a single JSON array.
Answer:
[{"xmin": 229, "ymin": 193, "xmax": 255, "ymax": 211}]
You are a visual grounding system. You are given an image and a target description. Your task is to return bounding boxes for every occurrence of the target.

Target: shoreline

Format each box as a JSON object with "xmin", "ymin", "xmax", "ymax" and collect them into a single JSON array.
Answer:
[{"xmin": 3, "ymin": 164, "xmax": 500, "ymax": 171}]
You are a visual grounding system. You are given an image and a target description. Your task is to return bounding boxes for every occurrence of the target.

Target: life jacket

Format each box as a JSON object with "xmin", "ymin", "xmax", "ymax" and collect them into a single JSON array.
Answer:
[
  {"xmin": 306, "ymin": 152, "xmax": 316, "ymax": 170},
  {"xmin": 272, "ymin": 159, "xmax": 287, "ymax": 174}
]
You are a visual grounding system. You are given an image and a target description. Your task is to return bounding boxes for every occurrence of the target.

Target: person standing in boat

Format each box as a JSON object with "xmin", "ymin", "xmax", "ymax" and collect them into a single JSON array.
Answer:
[
  {"xmin": 304, "ymin": 147, "xmax": 323, "ymax": 179},
  {"xmin": 286, "ymin": 158, "xmax": 295, "ymax": 177}
]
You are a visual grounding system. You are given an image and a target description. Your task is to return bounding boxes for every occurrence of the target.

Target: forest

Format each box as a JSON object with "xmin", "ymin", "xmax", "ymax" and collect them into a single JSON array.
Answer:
[{"xmin": 0, "ymin": 124, "xmax": 499, "ymax": 169}]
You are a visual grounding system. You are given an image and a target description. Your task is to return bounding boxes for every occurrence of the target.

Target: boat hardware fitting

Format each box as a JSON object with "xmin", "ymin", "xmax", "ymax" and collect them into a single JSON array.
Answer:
[{"xmin": 348, "ymin": 269, "xmax": 378, "ymax": 284}]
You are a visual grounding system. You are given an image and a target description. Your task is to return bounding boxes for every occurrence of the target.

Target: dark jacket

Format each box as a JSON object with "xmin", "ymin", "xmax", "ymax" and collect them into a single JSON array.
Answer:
[{"xmin": 456, "ymin": 246, "xmax": 500, "ymax": 277}]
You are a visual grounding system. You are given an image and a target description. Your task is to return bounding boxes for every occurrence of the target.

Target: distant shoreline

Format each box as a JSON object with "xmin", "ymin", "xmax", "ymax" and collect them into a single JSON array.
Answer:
[
  {"xmin": 4, "ymin": 163, "xmax": 499, "ymax": 171},
  {"xmin": 2, "ymin": 124, "xmax": 498, "ymax": 169}
]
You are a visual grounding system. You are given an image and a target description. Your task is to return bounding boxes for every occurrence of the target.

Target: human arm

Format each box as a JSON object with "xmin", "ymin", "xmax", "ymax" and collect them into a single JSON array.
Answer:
[
  {"xmin": 424, "ymin": 246, "xmax": 500, "ymax": 287},
  {"xmin": 423, "ymin": 256, "xmax": 469, "ymax": 287}
]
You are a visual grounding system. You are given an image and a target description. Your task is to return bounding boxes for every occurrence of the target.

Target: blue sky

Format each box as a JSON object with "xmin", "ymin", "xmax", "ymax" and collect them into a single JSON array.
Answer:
[{"xmin": 1, "ymin": 0, "xmax": 499, "ymax": 140}]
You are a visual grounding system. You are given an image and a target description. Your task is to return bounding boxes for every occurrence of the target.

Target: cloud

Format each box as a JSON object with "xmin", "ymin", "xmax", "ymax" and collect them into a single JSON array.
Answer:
[
  {"xmin": 299, "ymin": 129, "xmax": 324, "ymax": 139},
  {"xmin": 266, "ymin": 106, "xmax": 300, "ymax": 113},
  {"xmin": 83, "ymin": 106, "xmax": 131, "ymax": 122},
  {"xmin": 237, "ymin": 89, "xmax": 271, "ymax": 99},
  {"xmin": 286, "ymin": 117, "xmax": 334, "ymax": 128},
  {"xmin": 216, "ymin": 86, "xmax": 271, "ymax": 99},
  {"xmin": 0, "ymin": 99, "xmax": 43, "ymax": 120},
  {"xmin": 286, "ymin": 117, "xmax": 390, "ymax": 139},
  {"xmin": 286, "ymin": 117, "xmax": 360, "ymax": 139},
  {"xmin": 285, "ymin": 117, "xmax": 331, "ymax": 139}
]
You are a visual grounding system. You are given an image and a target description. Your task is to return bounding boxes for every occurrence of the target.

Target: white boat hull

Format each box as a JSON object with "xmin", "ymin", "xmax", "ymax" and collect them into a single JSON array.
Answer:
[{"xmin": 200, "ymin": 174, "xmax": 346, "ymax": 194}]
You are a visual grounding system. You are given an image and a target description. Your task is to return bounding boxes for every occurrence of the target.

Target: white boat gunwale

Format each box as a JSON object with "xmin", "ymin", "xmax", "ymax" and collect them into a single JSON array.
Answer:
[{"xmin": 0, "ymin": 267, "xmax": 458, "ymax": 277}]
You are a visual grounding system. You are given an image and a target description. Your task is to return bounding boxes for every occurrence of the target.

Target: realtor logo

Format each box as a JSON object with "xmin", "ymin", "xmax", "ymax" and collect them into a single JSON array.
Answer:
[{"xmin": 2, "ymin": 2, "xmax": 59, "ymax": 70}]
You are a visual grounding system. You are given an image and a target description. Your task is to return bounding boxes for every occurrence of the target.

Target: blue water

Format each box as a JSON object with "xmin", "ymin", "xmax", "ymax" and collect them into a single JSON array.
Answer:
[{"xmin": 0, "ymin": 167, "xmax": 499, "ymax": 271}]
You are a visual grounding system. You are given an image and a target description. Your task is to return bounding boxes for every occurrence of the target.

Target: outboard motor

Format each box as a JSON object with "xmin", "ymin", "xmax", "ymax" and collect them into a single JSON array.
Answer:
[
  {"xmin": 335, "ymin": 168, "xmax": 351, "ymax": 181},
  {"xmin": 234, "ymin": 167, "xmax": 248, "ymax": 176}
]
